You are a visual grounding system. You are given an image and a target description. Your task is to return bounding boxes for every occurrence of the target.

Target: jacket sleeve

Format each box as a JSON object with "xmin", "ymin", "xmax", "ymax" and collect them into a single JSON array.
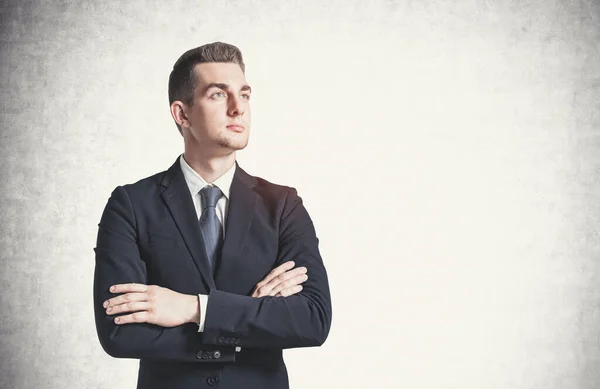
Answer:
[
  {"xmin": 93, "ymin": 186, "xmax": 236, "ymax": 363},
  {"xmin": 201, "ymin": 187, "xmax": 333, "ymax": 350}
]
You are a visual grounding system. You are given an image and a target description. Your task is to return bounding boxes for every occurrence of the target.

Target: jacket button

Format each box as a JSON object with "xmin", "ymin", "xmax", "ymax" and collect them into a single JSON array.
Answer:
[
  {"xmin": 213, "ymin": 350, "xmax": 221, "ymax": 359},
  {"xmin": 207, "ymin": 376, "xmax": 219, "ymax": 386}
]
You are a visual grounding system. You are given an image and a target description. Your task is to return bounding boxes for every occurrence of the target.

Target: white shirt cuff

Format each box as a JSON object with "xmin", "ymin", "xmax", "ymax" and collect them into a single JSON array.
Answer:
[{"xmin": 197, "ymin": 294, "xmax": 208, "ymax": 332}]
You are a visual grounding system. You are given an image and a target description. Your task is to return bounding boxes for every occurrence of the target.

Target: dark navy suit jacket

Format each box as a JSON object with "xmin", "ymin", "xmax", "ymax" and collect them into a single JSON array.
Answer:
[{"xmin": 93, "ymin": 157, "xmax": 332, "ymax": 389}]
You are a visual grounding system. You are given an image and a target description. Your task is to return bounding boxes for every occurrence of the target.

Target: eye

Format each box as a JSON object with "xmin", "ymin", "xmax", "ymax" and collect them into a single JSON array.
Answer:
[
  {"xmin": 241, "ymin": 93, "xmax": 251, "ymax": 100},
  {"xmin": 210, "ymin": 91, "xmax": 226, "ymax": 99}
]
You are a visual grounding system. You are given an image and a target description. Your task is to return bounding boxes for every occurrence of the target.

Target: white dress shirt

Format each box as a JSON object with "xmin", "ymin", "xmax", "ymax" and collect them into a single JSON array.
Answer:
[{"xmin": 179, "ymin": 154, "xmax": 236, "ymax": 332}]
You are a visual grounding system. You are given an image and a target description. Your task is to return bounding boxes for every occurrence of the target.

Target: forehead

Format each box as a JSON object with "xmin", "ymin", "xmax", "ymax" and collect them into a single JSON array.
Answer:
[{"xmin": 193, "ymin": 62, "xmax": 247, "ymax": 88}]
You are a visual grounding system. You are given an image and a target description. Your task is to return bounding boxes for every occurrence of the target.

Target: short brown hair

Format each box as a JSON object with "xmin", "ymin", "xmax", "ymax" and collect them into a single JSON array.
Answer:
[{"xmin": 168, "ymin": 42, "xmax": 245, "ymax": 132}]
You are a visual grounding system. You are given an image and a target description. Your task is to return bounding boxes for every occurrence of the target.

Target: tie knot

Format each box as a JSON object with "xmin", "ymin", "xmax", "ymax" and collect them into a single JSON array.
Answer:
[{"xmin": 200, "ymin": 186, "xmax": 222, "ymax": 209}]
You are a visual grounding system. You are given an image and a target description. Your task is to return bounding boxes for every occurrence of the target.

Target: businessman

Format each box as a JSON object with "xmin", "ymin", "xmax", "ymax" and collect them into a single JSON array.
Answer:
[{"xmin": 93, "ymin": 42, "xmax": 332, "ymax": 389}]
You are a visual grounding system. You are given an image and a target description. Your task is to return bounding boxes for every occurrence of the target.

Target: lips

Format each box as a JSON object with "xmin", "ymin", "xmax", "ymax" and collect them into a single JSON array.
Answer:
[{"xmin": 226, "ymin": 124, "xmax": 245, "ymax": 133}]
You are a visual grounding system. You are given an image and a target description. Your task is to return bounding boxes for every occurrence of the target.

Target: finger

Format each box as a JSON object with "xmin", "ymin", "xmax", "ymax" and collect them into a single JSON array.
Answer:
[
  {"xmin": 269, "ymin": 272, "xmax": 308, "ymax": 296},
  {"xmin": 278, "ymin": 285, "xmax": 303, "ymax": 297},
  {"xmin": 104, "ymin": 292, "xmax": 147, "ymax": 308},
  {"xmin": 114, "ymin": 311, "xmax": 150, "ymax": 324},
  {"xmin": 284, "ymin": 266, "xmax": 307, "ymax": 279},
  {"xmin": 253, "ymin": 262, "xmax": 296, "ymax": 297},
  {"xmin": 109, "ymin": 283, "xmax": 148, "ymax": 294},
  {"xmin": 106, "ymin": 301, "xmax": 151, "ymax": 315},
  {"xmin": 269, "ymin": 273, "xmax": 308, "ymax": 296},
  {"xmin": 256, "ymin": 261, "xmax": 295, "ymax": 289},
  {"xmin": 251, "ymin": 287, "xmax": 265, "ymax": 298},
  {"xmin": 259, "ymin": 267, "xmax": 305, "ymax": 297},
  {"xmin": 263, "ymin": 267, "xmax": 307, "ymax": 294}
]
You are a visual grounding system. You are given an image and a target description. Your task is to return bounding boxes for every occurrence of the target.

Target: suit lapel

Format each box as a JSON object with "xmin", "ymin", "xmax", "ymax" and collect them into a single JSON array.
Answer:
[
  {"xmin": 159, "ymin": 159, "xmax": 216, "ymax": 290},
  {"xmin": 217, "ymin": 163, "xmax": 258, "ymax": 280}
]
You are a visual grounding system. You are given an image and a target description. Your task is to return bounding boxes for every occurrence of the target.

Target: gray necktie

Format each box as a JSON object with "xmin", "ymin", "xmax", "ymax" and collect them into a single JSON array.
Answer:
[{"xmin": 199, "ymin": 186, "xmax": 223, "ymax": 271}]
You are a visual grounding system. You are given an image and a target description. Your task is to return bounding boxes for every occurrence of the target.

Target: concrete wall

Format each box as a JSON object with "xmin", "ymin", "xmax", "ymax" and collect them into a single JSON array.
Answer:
[{"xmin": 1, "ymin": 1, "xmax": 599, "ymax": 388}]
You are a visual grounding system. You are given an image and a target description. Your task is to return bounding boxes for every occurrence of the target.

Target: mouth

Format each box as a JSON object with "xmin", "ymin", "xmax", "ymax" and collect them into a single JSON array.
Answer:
[{"xmin": 226, "ymin": 124, "xmax": 245, "ymax": 133}]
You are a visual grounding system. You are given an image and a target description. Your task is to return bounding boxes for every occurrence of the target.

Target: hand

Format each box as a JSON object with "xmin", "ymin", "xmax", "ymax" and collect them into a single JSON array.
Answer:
[
  {"xmin": 103, "ymin": 284, "xmax": 199, "ymax": 327},
  {"xmin": 251, "ymin": 261, "xmax": 308, "ymax": 298}
]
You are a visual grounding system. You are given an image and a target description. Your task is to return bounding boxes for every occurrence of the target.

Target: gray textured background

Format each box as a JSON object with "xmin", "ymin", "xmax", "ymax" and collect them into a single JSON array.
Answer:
[{"xmin": 1, "ymin": 0, "xmax": 599, "ymax": 388}]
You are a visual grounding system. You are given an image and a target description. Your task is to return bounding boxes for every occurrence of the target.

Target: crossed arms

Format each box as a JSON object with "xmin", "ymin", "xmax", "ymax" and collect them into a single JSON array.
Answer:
[{"xmin": 93, "ymin": 185, "xmax": 332, "ymax": 362}]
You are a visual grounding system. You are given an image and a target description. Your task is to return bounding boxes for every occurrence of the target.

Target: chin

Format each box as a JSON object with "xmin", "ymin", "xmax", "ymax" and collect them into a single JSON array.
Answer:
[
  {"xmin": 218, "ymin": 138, "xmax": 249, "ymax": 151},
  {"xmin": 218, "ymin": 131, "xmax": 249, "ymax": 148}
]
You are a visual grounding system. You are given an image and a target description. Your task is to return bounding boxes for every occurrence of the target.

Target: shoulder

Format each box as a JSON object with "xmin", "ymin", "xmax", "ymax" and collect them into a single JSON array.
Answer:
[
  {"xmin": 107, "ymin": 169, "xmax": 167, "ymax": 205},
  {"xmin": 238, "ymin": 165, "xmax": 299, "ymax": 202},
  {"xmin": 123, "ymin": 170, "xmax": 166, "ymax": 195}
]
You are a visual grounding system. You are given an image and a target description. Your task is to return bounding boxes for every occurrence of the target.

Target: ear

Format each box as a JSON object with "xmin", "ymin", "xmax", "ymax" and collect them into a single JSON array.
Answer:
[{"xmin": 170, "ymin": 101, "xmax": 189, "ymax": 128}]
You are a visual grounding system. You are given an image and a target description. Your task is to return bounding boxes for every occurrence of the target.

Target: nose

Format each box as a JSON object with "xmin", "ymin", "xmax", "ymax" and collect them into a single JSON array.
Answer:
[{"xmin": 227, "ymin": 95, "xmax": 245, "ymax": 117}]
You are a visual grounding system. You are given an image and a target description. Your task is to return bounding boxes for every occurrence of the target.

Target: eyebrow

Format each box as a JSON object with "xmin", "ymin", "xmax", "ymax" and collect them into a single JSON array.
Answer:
[{"xmin": 203, "ymin": 83, "xmax": 252, "ymax": 94}]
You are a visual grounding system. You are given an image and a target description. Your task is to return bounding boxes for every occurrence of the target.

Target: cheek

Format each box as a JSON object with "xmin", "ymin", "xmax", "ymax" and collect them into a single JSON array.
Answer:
[{"xmin": 198, "ymin": 107, "xmax": 225, "ymax": 127}]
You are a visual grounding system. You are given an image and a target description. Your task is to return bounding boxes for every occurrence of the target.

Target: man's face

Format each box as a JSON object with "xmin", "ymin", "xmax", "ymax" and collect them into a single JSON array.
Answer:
[{"xmin": 182, "ymin": 62, "xmax": 251, "ymax": 154}]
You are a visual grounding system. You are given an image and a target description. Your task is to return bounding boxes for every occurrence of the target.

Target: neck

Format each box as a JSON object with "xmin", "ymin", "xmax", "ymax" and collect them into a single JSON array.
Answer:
[{"xmin": 183, "ymin": 145, "xmax": 236, "ymax": 183}]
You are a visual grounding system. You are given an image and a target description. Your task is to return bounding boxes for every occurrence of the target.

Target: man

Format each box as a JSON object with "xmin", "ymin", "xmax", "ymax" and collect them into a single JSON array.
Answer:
[{"xmin": 93, "ymin": 42, "xmax": 332, "ymax": 389}]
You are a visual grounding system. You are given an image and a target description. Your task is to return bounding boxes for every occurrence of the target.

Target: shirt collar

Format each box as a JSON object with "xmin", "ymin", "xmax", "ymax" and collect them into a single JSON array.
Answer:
[{"xmin": 179, "ymin": 154, "xmax": 236, "ymax": 199}]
